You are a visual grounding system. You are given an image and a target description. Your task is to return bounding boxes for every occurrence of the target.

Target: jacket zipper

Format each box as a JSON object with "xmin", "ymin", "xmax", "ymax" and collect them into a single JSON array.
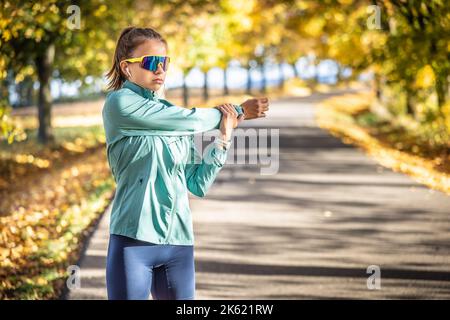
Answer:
[
  {"xmin": 163, "ymin": 183, "xmax": 177, "ymax": 244},
  {"xmin": 163, "ymin": 140, "xmax": 183, "ymax": 244}
]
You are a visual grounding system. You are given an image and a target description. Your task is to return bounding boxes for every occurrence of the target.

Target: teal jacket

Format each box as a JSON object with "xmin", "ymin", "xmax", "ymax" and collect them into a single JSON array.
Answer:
[{"xmin": 102, "ymin": 80, "xmax": 244, "ymax": 245}]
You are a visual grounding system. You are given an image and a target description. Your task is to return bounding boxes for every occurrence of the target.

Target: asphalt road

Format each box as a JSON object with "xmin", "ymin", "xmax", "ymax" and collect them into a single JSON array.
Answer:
[{"xmin": 67, "ymin": 92, "xmax": 450, "ymax": 299}]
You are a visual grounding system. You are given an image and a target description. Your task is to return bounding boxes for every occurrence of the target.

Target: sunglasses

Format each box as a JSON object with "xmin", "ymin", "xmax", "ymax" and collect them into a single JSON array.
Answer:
[{"xmin": 121, "ymin": 55, "xmax": 170, "ymax": 72}]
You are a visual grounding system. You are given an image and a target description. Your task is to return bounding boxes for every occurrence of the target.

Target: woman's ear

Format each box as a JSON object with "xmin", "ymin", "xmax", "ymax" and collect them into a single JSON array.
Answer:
[{"xmin": 120, "ymin": 61, "xmax": 131, "ymax": 79}]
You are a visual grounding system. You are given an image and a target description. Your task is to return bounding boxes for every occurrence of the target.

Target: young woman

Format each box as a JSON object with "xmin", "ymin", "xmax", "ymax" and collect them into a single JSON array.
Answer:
[{"xmin": 102, "ymin": 27, "xmax": 269, "ymax": 300}]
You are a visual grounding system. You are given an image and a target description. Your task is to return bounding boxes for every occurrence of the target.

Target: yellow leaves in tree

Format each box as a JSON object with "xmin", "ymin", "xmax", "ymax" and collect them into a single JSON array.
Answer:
[
  {"xmin": 1, "ymin": 29, "xmax": 12, "ymax": 41},
  {"xmin": 415, "ymin": 65, "xmax": 435, "ymax": 89},
  {"xmin": 14, "ymin": 65, "xmax": 34, "ymax": 82},
  {"xmin": 94, "ymin": 4, "xmax": 107, "ymax": 17},
  {"xmin": 303, "ymin": 18, "xmax": 325, "ymax": 38}
]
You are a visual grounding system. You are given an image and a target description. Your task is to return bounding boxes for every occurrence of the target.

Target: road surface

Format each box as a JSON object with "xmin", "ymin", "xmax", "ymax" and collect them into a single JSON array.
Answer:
[{"xmin": 67, "ymin": 91, "xmax": 450, "ymax": 299}]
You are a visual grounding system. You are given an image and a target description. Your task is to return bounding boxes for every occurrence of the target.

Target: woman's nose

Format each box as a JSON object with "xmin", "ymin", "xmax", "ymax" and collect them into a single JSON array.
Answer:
[{"xmin": 154, "ymin": 63, "xmax": 164, "ymax": 74}]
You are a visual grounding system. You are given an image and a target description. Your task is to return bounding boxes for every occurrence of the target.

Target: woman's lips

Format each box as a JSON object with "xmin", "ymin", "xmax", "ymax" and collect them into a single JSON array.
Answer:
[{"xmin": 153, "ymin": 79, "xmax": 164, "ymax": 84}]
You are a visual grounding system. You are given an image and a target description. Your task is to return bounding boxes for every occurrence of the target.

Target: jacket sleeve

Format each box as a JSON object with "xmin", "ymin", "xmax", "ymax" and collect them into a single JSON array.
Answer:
[
  {"xmin": 184, "ymin": 135, "xmax": 229, "ymax": 197},
  {"xmin": 106, "ymin": 90, "xmax": 244, "ymax": 134}
]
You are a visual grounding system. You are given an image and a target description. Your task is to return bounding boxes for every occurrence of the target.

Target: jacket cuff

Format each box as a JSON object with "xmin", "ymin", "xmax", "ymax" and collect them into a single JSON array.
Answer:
[
  {"xmin": 206, "ymin": 143, "xmax": 229, "ymax": 167},
  {"xmin": 215, "ymin": 136, "xmax": 232, "ymax": 150}
]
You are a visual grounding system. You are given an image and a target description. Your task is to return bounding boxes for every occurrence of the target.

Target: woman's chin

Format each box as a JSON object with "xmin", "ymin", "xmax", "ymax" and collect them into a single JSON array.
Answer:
[{"xmin": 147, "ymin": 82, "xmax": 163, "ymax": 91}]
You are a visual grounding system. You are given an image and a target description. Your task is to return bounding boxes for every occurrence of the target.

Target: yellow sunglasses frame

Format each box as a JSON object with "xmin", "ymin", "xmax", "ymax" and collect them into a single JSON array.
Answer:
[{"xmin": 120, "ymin": 55, "xmax": 170, "ymax": 70}]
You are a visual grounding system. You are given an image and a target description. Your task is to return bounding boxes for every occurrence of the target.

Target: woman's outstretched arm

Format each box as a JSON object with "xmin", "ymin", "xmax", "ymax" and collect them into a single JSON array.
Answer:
[{"xmin": 103, "ymin": 89, "xmax": 244, "ymax": 134}]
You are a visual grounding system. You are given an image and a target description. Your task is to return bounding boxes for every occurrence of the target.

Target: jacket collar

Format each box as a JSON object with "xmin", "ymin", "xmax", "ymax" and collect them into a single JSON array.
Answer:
[{"xmin": 122, "ymin": 80, "xmax": 158, "ymax": 100}]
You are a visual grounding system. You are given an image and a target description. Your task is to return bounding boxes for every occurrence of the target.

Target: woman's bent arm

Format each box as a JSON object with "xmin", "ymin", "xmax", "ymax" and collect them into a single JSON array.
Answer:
[{"xmin": 184, "ymin": 136, "xmax": 229, "ymax": 197}]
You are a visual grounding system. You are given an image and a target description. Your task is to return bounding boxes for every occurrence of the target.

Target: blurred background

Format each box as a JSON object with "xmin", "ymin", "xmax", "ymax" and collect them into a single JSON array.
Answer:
[{"xmin": 0, "ymin": 0, "xmax": 449, "ymax": 299}]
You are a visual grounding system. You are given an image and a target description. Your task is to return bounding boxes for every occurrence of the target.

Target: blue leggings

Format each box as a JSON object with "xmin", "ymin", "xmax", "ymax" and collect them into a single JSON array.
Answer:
[{"xmin": 106, "ymin": 234, "xmax": 195, "ymax": 300}]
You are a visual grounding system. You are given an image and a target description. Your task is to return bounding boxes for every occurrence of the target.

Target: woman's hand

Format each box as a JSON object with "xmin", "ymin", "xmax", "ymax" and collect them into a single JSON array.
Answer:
[
  {"xmin": 240, "ymin": 97, "xmax": 269, "ymax": 119},
  {"xmin": 216, "ymin": 103, "xmax": 245, "ymax": 141}
]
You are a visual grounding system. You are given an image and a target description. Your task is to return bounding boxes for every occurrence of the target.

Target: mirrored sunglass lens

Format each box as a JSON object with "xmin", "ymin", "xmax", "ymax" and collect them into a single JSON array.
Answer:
[
  {"xmin": 154, "ymin": 57, "xmax": 167, "ymax": 71},
  {"xmin": 141, "ymin": 56, "xmax": 153, "ymax": 70},
  {"xmin": 142, "ymin": 56, "xmax": 169, "ymax": 71},
  {"xmin": 162, "ymin": 57, "xmax": 169, "ymax": 70}
]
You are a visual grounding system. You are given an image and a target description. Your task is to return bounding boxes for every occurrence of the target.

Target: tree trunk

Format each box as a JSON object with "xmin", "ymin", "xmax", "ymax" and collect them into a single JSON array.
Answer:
[
  {"xmin": 260, "ymin": 62, "xmax": 266, "ymax": 94},
  {"xmin": 314, "ymin": 60, "xmax": 320, "ymax": 84},
  {"xmin": 435, "ymin": 74, "xmax": 448, "ymax": 111},
  {"xmin": 16, "ymin": 77, "xmax": 34, "ymax": 107},
  {"xmin": 336, "ymin": 63, "xmax": 343, "ymax": 83},
  {"xmin": 291, "ymin": 62, "xmax": 299, "ymax": 78},
  {"xmin": 1, "ymin": 79, "xmax": 9, "ymax": 105},
  {"xmin": 203, "ymin": 70, "xmax": 208, "ymax": 102},
  {"xmin": 15, "ymin": 81, "xmax": 24, "ymax": 107},
  {"xmin": 25, "ymin": 79, "xmax": 34, "ymax": 106},
  {"xmin": 246, "ymin": 66, "xmax": 252, "ymax": 95},
  {"xmin": 278, "ymin": 63, "xmax": 284, "ymax": 90},
  {"xmin": 223, "ymin": 67, "xmax": 229, "ymax": 96},
  {"xmin": 182, "ymin": 71, "xmax": 189, "ymax": 106},
  {"xmin": 374, "ymin": 72, "xmax": 382, "ymax": 101},
  {"xmin": 36, "ymin": 44, "xmax": 55, "ymax": 144},
  {"xmin": 405, "ymin": 89, "xmax": 415, "ymax": 117}
]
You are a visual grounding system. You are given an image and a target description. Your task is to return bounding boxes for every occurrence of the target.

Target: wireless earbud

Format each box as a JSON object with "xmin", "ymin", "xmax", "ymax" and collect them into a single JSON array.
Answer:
[{"xmin": 125, "ymin": 67, "xmax": 132, "ymax": 78}]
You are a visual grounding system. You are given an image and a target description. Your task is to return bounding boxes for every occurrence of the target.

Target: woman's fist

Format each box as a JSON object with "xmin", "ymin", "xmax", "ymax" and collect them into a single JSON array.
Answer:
[
  {"xmin": 241, "ymin": 97, "xmax": 269, "ymax": 119},
  {"xmin": 216, "ymin": 103, "xmax": 245, "ymax": 141}
]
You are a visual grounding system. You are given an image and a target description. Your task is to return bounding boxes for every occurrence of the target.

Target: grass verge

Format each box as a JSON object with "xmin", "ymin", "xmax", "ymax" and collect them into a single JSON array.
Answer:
[
  {"xmin": 315, "ymin": 92, "xmax": 450, "ymax": 194},
  {"xmin": 0, "ymin": 125, "xmax": 114, "ymax": 299}
]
